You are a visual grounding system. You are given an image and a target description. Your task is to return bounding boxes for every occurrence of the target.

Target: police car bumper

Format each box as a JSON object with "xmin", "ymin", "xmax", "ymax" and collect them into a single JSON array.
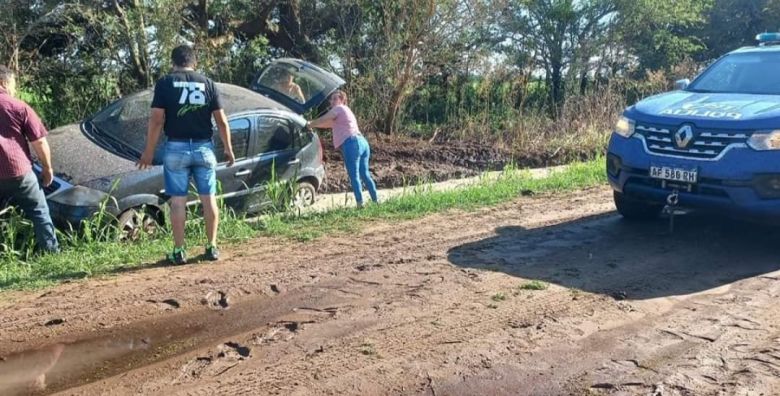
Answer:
[{"xmin": 607, "ymin": 133, "xmax": 780, "ymax": 222}]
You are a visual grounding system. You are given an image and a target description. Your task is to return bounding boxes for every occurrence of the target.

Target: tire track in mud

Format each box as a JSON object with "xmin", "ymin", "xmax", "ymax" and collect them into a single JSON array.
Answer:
[
  {"xmin": 554, "ymin": 276, "xmax": 780, "ymax": 396},
  {"xmin": 55, "ymin": 192, "xmax": 624, "ymax": 395},
  {"xmin": 0, "ymin": 188, "xmax": 617, "ymax": 394},
  {"xmin": 0, "ymin": 188, "xmax": 613, "ymax": 351},
  {"xmin": 86, "ymin": 266, "xmax": 620, "ymax": 396},
  {"xmin": 7, "ymin": 184, "xmax": 780, "ymax": 395}
]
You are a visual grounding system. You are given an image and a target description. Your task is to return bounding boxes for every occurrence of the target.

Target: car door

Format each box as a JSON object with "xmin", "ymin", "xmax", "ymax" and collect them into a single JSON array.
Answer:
[
  {"xmin": 210, "ymin": 116, "xmax": 257, "ymax": 210},
  {"xmin": 241, "ymin": 115, "xmax": 301, "ymax": 213},
  {"xmin": 250, "ymin": 58, "xmax": 345, "ymax": 115}
]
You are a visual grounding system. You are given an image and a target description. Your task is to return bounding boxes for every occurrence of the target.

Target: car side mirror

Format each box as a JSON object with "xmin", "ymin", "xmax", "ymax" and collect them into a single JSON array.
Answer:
[{"xmin": 674, "ymin": 78, "xmax": 691, "ymax": 90}]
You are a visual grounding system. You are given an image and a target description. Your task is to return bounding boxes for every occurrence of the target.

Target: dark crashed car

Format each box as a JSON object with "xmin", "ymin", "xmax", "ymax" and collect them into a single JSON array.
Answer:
[{"xmin": 35, "ymin": 59, "xmax": 344, "ymax": 236}]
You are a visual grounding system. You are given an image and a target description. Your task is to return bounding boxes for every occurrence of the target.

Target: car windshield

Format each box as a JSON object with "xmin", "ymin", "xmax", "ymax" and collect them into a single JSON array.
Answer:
[
  {"xmin": 88, "ymin": 84, "xmax": 288, "ymax": 156},
  {"xmin": 688, "ymin": 52, "xmax": 780, "ymax": 95}
]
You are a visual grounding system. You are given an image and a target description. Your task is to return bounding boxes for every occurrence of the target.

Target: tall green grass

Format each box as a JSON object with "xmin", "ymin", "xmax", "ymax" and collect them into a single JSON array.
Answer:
[
  {"xmin": 0, "ymin": 201, "xmax": 256, "ymax": 290},
  {"xmin": 0, "ymin": 159, "xmax": 606, "ymax": 290},
  {"xmin": 258, "ymin": 158, "xmax": 606, "ymax": 241}
]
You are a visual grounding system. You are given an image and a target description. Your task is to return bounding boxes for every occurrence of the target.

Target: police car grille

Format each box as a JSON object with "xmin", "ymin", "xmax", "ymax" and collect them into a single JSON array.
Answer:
[{"xmin": 636, "ymin": 123, "xmax": 748, "ymax": 159}]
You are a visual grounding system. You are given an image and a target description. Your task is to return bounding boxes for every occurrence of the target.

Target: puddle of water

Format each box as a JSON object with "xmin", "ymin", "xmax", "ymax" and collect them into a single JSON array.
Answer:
[
  {"xmin": 0, "ymin": 287, "xmax": 340, "ymax": 395},
  {"xmin": 0, "ymin": 337, "xmax": 152, "ymax": 395}
]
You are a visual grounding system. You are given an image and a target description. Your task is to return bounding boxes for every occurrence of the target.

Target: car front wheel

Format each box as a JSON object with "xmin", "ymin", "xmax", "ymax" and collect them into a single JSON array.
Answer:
[
  {"xmin": 613, "ymin": 191, "xmax": 663, "ymax": 220},
  {"xmin": 117, "ymin": 206, "xmax": 162, "ymax": 241}
]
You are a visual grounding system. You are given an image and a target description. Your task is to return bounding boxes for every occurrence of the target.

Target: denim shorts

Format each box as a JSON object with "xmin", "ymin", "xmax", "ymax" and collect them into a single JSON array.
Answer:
[{"xmin": 163, "ymin": 140, "xmax": 217, "ymax": 196}]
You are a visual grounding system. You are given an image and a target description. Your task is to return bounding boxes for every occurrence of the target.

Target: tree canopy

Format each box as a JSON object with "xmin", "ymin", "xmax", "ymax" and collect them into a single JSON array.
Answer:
[{"xmin": 0, "ymin": 0, "xmax": 777, "ymax": 133}]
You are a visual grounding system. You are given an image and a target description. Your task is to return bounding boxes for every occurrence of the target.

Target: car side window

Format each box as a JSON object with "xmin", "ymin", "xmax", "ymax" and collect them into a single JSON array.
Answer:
[
  {"xmin": 214, "ymin": 118, "xmax": 251, "ymax": 163},
  {"xmin": 254, "ymin": 116, "xmax": 293, "ymax": 154},
  {"xmin": 293, "ymin": 125, "xmax": 312, "ymax": 148}
]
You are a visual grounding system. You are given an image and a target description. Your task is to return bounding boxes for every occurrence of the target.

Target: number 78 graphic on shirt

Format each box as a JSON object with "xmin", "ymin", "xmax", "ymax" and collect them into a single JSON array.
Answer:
[{"xmin": 174, "ymin": 81, "xmax": 206, "ymax": 105}]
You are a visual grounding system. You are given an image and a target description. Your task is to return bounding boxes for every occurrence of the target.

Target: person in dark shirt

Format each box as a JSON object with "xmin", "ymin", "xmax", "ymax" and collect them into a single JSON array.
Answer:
[
  {"xmin": 0, "ymin": 65, "xmax": 59, "ymax": 254},
  {"xmin": 138, "ymin": 45, "xmax": 234, "ymax": 265}
]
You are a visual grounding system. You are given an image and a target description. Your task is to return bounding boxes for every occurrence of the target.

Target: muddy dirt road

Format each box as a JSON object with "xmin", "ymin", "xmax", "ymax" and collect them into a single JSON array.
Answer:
[{"xmin": 2, "ymin": 186, "xmax": 780, "ymax": 395}]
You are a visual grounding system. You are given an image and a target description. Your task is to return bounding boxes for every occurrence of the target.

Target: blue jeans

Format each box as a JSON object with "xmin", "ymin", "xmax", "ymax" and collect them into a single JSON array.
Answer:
[
  {"xmin": 0, "ymin": 171, "xmax": 59, "ymax": 253},
  {"xmin": 163, "ymin": 141, "xmax": 218, "ymax": 196},
  {"xmin": 341, "ymin": 135, "xmax": 378, "ymax": 205}
]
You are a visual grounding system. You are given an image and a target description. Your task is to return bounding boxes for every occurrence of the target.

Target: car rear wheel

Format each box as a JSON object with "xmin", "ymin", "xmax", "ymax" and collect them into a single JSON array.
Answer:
[
  {"xmin": 293, "ymin": 181, "xmax": 317, "ymax": 208},
  {"xmin": 613, "ymin": 191, "xmax": 663, "ymax": 221},
  {"xmin": 117, "ymin": 207, "xmax": 162, "ymax": 241}
]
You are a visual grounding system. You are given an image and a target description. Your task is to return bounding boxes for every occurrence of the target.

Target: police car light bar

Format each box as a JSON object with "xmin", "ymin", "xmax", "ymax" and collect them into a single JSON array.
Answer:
[{"xmin": 756, "ymin": 32, "xmax": 780, "ymax": 44}]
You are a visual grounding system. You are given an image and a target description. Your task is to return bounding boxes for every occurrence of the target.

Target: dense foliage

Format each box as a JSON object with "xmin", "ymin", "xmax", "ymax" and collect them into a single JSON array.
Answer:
[{"xmin": 1, "ymin": 0, "xmax": 778, "ymax": 144}]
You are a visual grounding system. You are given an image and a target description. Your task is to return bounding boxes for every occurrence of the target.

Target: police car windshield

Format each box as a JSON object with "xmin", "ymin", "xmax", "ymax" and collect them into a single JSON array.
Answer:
[{"xmin": 688, "ymin": 52, "xmax": 780, "ymax": 95}]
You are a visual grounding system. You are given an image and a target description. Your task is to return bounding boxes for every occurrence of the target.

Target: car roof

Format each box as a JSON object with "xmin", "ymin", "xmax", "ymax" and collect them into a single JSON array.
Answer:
[
  {"xmin": 216, "ymin": 83, "xmax": 293, "ymax": 114},
  {"xmin": 730, "ymin": 45, "xmax": 780, "ymax": 54},
  {"xmin": 85, "ymin": 82, "xmax": 303, "ymax": 158}
]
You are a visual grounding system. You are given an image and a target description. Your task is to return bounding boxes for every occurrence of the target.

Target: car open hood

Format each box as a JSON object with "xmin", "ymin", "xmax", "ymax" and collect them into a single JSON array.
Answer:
[
  {"xmin": 46, "ymin": 124, "xmax": 138, "ymax": 186},
  {"xmin": 250, "ymin": 58, "xmax": 345, "ymax": 115},
  {"xmin": 634, "ymin": 91, "xmax": 780, "ymax": 122}
]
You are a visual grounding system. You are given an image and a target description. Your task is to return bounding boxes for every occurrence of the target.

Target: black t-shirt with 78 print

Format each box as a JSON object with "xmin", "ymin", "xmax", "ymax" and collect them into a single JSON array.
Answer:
[{"xmin": 151, "ymin": 70, "xmax": 222, "ymax": 140}]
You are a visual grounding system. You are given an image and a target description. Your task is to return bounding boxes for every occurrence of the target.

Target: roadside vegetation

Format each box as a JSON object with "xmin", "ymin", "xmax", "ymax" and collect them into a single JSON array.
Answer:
[
  {"xmin": 0, "ymin": 159, "xmax": 604, "ymax": 291},
  {"xmin": 0, "ymin": 0, "xmax": 769, "ymax": 290},
  {"xmin": 2, "ymin": 1, "xmax": 774, "ymax": 163}
]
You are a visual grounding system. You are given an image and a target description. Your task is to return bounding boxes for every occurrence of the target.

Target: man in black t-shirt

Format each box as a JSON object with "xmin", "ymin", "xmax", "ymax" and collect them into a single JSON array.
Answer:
[{"xmin": 138, "ymin": 45, "xmax": 234, "ymax": 265}]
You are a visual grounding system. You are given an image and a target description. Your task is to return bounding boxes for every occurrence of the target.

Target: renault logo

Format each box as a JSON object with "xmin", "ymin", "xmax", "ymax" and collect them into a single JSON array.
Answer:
[{"xmin": 674, "ymin": 125, "xmax": 694, "ymax": 148}]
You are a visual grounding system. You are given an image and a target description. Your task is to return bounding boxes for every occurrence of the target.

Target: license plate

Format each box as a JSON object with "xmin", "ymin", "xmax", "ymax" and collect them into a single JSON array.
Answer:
[{"xmin": 649, "ymin": 166, "xmax": 698, "ymax": 183}]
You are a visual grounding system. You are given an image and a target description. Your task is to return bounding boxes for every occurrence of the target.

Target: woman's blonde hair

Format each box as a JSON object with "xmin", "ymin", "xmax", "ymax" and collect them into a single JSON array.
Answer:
[{"xmin": 330, "ymin": 89, "xmax": 348, "ymax": 104}]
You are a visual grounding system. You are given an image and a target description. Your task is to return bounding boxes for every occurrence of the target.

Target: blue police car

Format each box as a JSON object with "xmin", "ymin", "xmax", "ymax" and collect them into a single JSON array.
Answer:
[{"xmin": 607, "ymin": 33, "xmax": 780, "ymax": 222}]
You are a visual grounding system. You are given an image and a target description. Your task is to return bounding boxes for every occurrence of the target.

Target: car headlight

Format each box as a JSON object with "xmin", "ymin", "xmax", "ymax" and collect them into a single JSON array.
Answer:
[
  {"xmin": 614, "ymin": 117, "xmax": 635, "ymax": 138},
  {"xmin": 748, "ymin": 130, "xmax": 780, "ymax": 151},
  {"xmin": 49, "ymin": 186, "xmax": 118, "ymax": 212}
]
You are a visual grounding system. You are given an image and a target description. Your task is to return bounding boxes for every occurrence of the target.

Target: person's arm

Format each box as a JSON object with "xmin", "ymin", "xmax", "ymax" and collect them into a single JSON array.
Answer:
[
  {"xmin": 21, "ymin": 105, "xmax": 53, "ymax": 186},
  {"xmin": 30, "ymin": 137, "xmax": 53, "ymax": 187},
  {"xmin": 308, "ymin": 107, "xmax": 338, "ymax": 129},
  {"xmin": 138, "ymin": 108, "xmax": 164, "ymax": 169},
  {"xmin": 293, "ymin": 84, "xmax": 305, "ymax": 103},
  {"xmin": 213, "ymin": 109, "xmax": 234, "ymax": 166}
]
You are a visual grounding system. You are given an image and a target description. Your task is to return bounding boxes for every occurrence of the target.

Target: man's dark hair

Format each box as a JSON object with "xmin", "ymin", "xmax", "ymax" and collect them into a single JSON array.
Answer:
[
  {"xmin": 0, "ymin": 65, "xmax": 15, "ymax": 84},
  {"xmin": 171, "ymin": 45, "xmax": 197, "ymax": 68}
]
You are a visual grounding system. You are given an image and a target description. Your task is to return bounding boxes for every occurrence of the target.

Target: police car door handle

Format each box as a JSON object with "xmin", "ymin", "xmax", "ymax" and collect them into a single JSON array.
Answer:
[{"xmin": 234, "ymin": 169, "xmax": 251, "ymax": 177}]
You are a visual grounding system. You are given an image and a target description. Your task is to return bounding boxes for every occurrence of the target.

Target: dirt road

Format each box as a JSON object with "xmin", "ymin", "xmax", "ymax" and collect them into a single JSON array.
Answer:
[{"xmin": 2, "ymin": 186, "xmax": 780, "ymax": 395}]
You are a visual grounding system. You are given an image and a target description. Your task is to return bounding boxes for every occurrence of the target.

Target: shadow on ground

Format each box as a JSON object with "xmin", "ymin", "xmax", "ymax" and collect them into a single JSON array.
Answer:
[{"xmin": 447, "ymin": 212, "xmax": 780, "ymax": 300}]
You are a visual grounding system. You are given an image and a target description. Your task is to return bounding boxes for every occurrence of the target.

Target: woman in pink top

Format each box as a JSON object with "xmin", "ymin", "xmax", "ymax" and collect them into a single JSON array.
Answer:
[{"xmin": 308, "ymin": 90, "xmax": 378, "ymax": 206}]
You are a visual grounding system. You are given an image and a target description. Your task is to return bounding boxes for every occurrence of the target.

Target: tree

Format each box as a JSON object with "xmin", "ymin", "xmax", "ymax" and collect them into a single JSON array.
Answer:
[
  {"xmin": 615, "ymin": 0, "xmax": 713, "ymax": 72},
  {"xmin": 699, "ymin": 0, "xmax": 780, "ymax": 59},
  {"xmin": 502, "ymin": 0, "xmax": 617, "ymax": 109}
]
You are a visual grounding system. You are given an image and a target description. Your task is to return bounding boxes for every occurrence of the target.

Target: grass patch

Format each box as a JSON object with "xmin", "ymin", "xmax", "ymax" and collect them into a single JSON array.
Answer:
[
  {"xmin": 518, "ymin": 280, "xmax": 549, "ymax": 291},
  {"xmin": 0, "ymin": 158, "xmax": 605, "ymax": 291},
  {"xmin": 491, "ymin": 292, "xmax": 507, "ymax": 302},
  {"xmin": 257, "ymin": 157, "xmax": 606, "ymax": 241},
  {"xmin": 0, "ymin": 207, "xmax": 255, "ymax": 291}
]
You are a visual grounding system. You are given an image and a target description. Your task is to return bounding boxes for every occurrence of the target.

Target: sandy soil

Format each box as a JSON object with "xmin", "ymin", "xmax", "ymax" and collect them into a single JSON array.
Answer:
[{"xmin": 2, "ymin": 186, "xmax": 780, "ymax": 396}]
